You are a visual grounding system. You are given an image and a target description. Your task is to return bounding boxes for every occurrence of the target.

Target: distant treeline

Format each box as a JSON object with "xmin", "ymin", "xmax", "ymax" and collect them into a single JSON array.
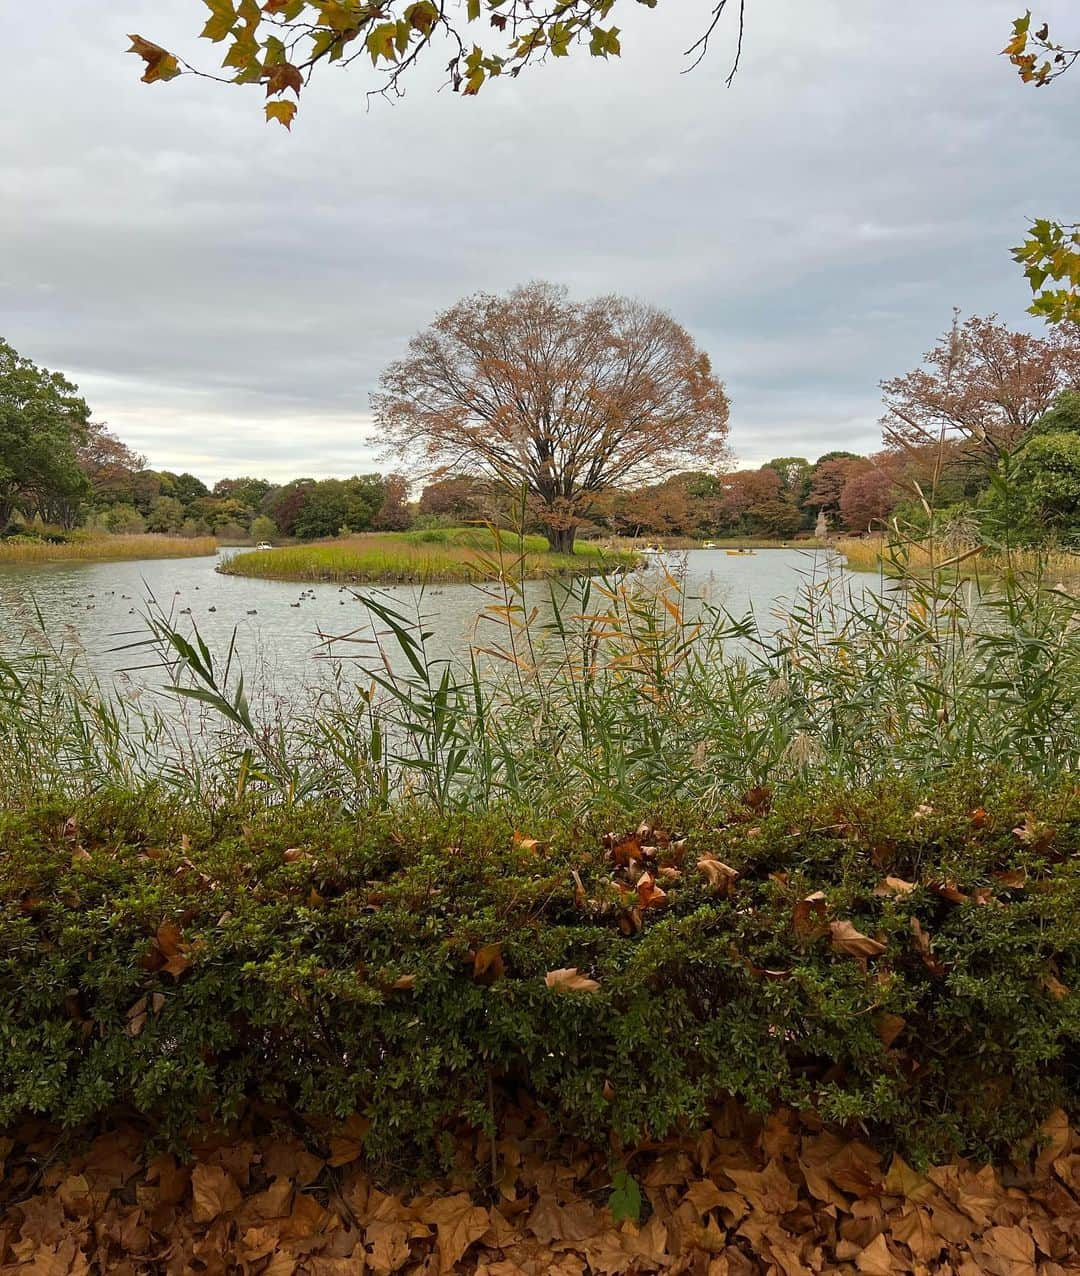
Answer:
[{"xmin": 4, "ymin": 313, "xmax": 1078, "ymax": 547}]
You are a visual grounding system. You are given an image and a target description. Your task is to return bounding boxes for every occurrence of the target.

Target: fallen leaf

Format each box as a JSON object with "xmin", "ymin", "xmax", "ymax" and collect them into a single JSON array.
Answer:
[
  {"xmin": 1041, "ymin": 972, "xmax": 1070, "ymax": 1000},
  {"xmin": 191, "ymin": 1163, "xmax": 243, "ymax": 1222},
  {"xmin": 891, "ymin": 1205, "xmax": 941, "ymax": 1263},
  {"xmin": 854, "ymin": 1233, "xmax": 895, "ymax": 1274},
  {"xmin": 911, "ymin": 917, "xmax": 945, "ymax": 975},
  {"xmin": 328, "ymin": 1114, "xmax": 370, "ymax": 1167},
  {"xmin": 874, "ymin": 1013, "xmax": 906, "ymax": 1050},
  {"xmin": 423, "ymin": 1193, "xmax": 490, "ymax": 1268},
  {"xmin": 544, "ymin": 967, "xmax": 600, "ymax": 993},
  {"xmin": 473, "ymin": 943, "xmax": 506, "ymax": 983},
  {"xmin": 829, "ymin": 920, "xmax": 886, "ymax": 961},
  {"xmin": 874, "ymin": 876, "xmax": 916, "ymax": 897},
  {"xmin": 884, "ymin": 1154, "xmax": 934, "ymax": 1201},
  {"xmin": 927, "ymin": 879, "xmax": 968, "ymax": 904},
  {"xmin": 636, "ymin": 873, "xmax": 668, "ymax": 910},
  {"xmin": 793, "ymin": 890, "xmax": 828, "ymax": 938},
  {"xmin": 697, "ymin": 857, "xmax": 739, "ymax": 893}
]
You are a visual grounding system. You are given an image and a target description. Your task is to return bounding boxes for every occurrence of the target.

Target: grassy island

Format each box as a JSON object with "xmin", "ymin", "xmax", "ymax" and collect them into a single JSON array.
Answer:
[{"xmin": 218, "ymin": 526, "xmax": 639, "ymax": 583}]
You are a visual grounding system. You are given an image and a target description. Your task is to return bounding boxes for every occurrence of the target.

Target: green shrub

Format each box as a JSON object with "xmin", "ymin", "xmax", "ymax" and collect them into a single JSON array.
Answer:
[{"xmin": 1, "ymin": 777, "xmax": 1077, "ymax": 1173}]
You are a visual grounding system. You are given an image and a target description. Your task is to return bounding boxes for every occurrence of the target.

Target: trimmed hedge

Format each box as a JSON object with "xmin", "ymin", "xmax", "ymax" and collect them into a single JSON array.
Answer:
[{"xmin": 1, "ymin": 776, "xmax": 1078, "ymax": 1172}]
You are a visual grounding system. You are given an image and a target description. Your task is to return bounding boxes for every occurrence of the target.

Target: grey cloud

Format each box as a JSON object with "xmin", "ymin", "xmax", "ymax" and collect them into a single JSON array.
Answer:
[{"xmin": 2, "ymin": 0, "xmax": 1078, "ymax": 482}]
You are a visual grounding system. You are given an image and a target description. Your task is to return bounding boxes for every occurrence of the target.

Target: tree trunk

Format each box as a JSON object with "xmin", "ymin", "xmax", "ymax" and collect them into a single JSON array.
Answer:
[{"xmin": 549, "ymin": 526, "xmax": 577, "ymax": 554}]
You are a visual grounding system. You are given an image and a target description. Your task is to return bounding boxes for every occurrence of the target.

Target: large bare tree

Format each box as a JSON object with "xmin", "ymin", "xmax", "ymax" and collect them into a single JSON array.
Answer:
[{"xmin": 372, "ymin": 282, "xmax": 730, "ymax": 553}]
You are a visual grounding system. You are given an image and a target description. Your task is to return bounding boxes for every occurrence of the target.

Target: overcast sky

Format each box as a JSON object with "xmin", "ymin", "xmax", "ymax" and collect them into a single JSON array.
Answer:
[{"xmin": 3, "ymin": 1, "xmax": 1078, "ymax": 483}]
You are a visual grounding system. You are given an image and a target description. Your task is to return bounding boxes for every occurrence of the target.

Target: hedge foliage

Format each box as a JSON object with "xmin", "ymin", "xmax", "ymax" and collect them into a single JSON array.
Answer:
[{"xmin": 1, "ymin": 775, "xmax": 1078, "ymax": 1173}]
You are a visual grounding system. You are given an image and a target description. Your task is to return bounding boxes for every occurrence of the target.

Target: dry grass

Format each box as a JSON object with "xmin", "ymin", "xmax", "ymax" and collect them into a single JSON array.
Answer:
[
  {"xmin": 0, "ymin": 534, "xmax": 218, "ymax": 564},
  {"xmin": 835, "ymin": 535, "xmax": 1080, "ymax": 582}
]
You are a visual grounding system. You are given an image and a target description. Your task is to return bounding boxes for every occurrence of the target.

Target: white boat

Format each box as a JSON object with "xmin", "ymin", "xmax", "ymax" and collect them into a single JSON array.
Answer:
[{"xmin": 256, "ymin": 542, "xmax": 274, "ymax": 551}]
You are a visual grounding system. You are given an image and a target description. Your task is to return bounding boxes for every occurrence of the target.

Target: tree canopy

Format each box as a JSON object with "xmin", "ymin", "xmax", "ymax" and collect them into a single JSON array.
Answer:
[
  {"xmin": 372, "ymin": 282, "xmax": 730, "ymax": 552},
  {"xmin": 0, "ymin": 338, "xmax": 91, "ymax": 530},
  {"xmin": 880, "ymin": 313, "xmax": 1080, "ymax": 459}
]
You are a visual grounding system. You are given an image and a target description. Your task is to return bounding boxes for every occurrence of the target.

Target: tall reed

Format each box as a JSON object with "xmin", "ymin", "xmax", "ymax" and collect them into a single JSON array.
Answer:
[{"xmin": 0, "ymin": 535, "xmax": 217, "ymax": 564}]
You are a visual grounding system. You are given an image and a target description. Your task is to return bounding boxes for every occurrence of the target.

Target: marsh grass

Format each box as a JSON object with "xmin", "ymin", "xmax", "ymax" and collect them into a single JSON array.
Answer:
[
  {"xmin": 836, "ymin": 536, "xmax": 1080, "ymax": 581},
  {"xmin": 1, "ymin": 529, "xmax": 1075, "ymax": 818},
  {"xmin": 219, "ymin": 527, "xmax": 638, "ymax": 583},
  {"xmin": 0, "ymin": 534, "xmax": 218, "ymax": 565}
]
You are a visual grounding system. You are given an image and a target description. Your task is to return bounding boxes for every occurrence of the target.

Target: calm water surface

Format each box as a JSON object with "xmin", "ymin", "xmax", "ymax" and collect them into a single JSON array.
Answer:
[{"xmin": 0, "ymin": 548, "xmax": 866, "ymax": 701}]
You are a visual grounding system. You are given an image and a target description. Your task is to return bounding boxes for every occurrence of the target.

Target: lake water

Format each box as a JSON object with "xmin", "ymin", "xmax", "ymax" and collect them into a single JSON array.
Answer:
[{"xmin": 0, "ymin": 548, "xmax": 867, "ymax": 701}]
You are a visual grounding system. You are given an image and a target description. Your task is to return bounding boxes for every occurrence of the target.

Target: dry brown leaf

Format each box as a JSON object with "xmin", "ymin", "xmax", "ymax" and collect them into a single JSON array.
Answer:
[
  {"xmin": 1041, "ymin": 972, "xmax": 1070, "ymax": 1000},
  {"xmin": 527, "ymin": 1193, "xmax": 600, "ymax": 1244},
  {"xmin": 927, "ymin": 878, "xmax": 968, "ymax": 905},
  {"xmin": 424, "ymin": 1192, "xmax": 491, "ymax": 1268},
  {"xmin": 697, "ymin": 857, "xmax": 739, "ymax": 893},
  {"xmin": 544, "ymin": 967, "xmax": 600, "ymax": 993},
  {"xmin": 364, "ymin": 1217, "xmax": 415, "ymax": 1272},
  {"xmin": 249, "ymin": 1175, "xmax": 295, "ymax": 1219},
  {"xmin": 874, "ymin": 876, "xmax": 916, "ymax": 898},
  {"xmin": 793, "ymin": 890, "xmax": 828, "ymax": 939},
  {"xmin": 854, "ymin": 1233, "xmax": 895, "ymax": 1274},
  {"xmin": 191, "ymin": 1163, "xmax": 243, "ymax": 1222},
  {"xmin": 975, "ymin": 1224, "xmax": 1036, "ymax": 1276},
  {"xmin": 725, "ymin": 1160, "xmax": 799, "ymax": 1216},
  {"xmin": 636, "ymin": 872, "xmax": 668, "ymax": 910},
  {"xmin": 883, "ymin": 1154, "xmax": 933, "ymax": 1202},
  {"xmin": 473, "ymin": 943, "xmax": 506, "ymax": 984},
  {"xmin": 911, "ymin": 917, "xmax": 945, "ymax": 975},
  {"xmin": 890, "ymin": 1205, "xmax": 941, "ymax": 1263},
  {"xmin": 829, "ymin": 920, "xmax": 886, "ymax": 961},
  {"xmin": 873, "ymin": 1013, "xmax": 906, "ymax": 1050},
  {"xmin": 327, "ymin": 1114, "xmax": 371, "ymax": 1168}
]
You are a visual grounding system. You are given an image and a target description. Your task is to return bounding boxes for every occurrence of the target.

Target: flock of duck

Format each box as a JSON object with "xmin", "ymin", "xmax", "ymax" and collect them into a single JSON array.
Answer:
[{"xmin": 81, "ymin": 584, "xmax": 360, "ymax": 618}]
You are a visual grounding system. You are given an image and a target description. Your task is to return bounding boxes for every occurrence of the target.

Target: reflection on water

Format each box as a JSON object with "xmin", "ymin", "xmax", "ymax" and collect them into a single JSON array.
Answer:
[{"xmin": 0, "ymin": 547, "xmax": 864, "ymax": 701}]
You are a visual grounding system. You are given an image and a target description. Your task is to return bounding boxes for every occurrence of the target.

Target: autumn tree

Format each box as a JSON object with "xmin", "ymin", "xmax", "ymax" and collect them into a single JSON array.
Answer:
[
  {"xmin": 373, "ymin": 283, "xmax": 729, "ymax": 554},
  {"xmin": 713, "ymin": 467, "xmax": 804, "ymax": 538},
  {"xmin": 77, "ymin": 421, "xmax": 147, "ymax": 504},
  {"xmin": 372, "ymin": 473, "xmax": 413, "ymax": 530},
  {"xmin": 839, "ymin": 459, "xmax": 901, "ymax": 534},
  {"xmin": 804, "ymin": 454, "xmax": 861, "ymax": 524},
  {"xmin": 418, "ymin": 476, "xmax": 490, "ymax": 524},
  {"xmin": 880, "ymin": 314, "xmax": 1080, "ymax": 460}
]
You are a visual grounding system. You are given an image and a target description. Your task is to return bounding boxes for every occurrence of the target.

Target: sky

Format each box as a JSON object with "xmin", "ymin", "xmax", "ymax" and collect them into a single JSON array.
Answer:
[{"xmin": 2, "ymin": 1, "xmax": 1078, "ymax": 484}]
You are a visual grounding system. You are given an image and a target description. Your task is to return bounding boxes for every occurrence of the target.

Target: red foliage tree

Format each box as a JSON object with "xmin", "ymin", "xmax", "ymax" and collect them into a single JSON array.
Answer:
[
  {"xmin": 373, "ymin": 282, "xmax": 730, "ymax": 553},
  {"xmin": 839, "ymin": 462, "xmax": 901, "ymax": 533},
  {"xmin": 881, "ymin": 313, "xmax": 1080, "ymax": 458}
]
